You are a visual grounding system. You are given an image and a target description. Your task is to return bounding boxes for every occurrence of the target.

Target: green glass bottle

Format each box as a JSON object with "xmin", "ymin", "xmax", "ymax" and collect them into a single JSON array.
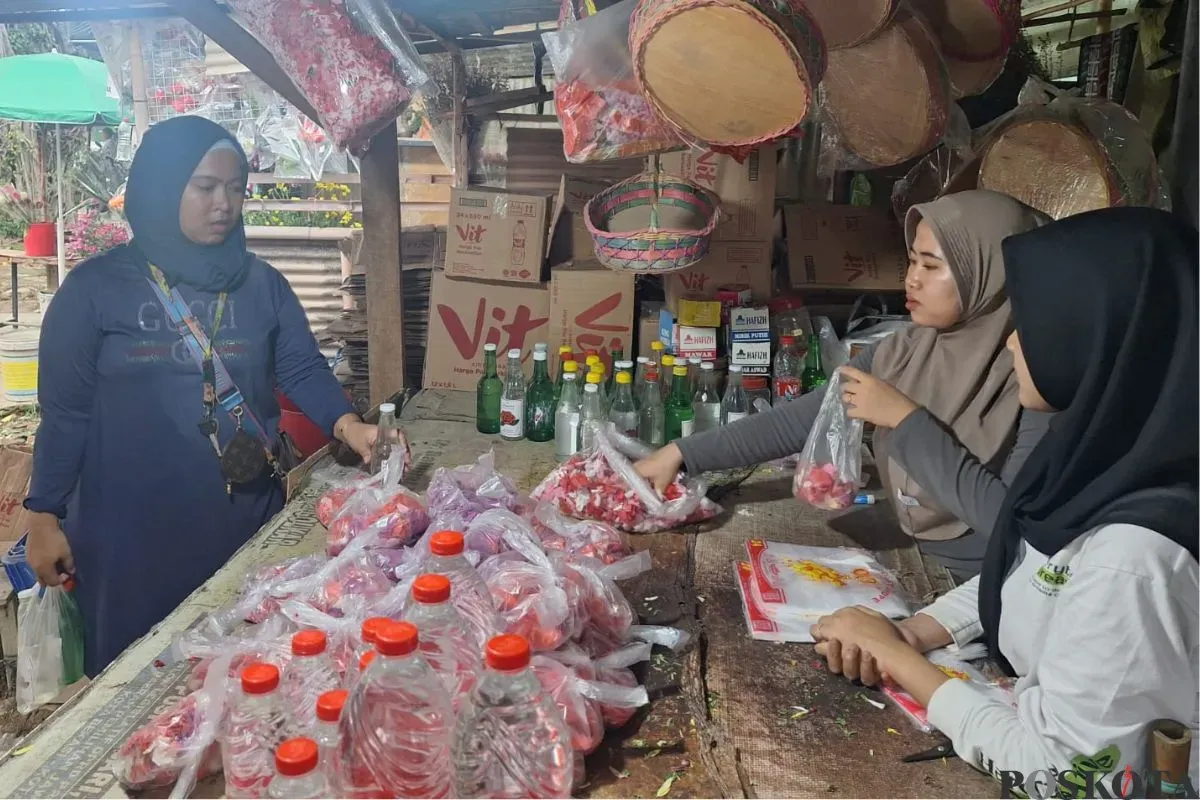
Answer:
[
  {"xmin": 476, "ymin": 343, "xmax": 503, "ymax": 434},
  {"xmin": 525, "ymin": 350, "xmax": 556, "ymax": 442},
  {"xmin": 802, "ymin": 332, "xmax": 827, "ymax": 393},
  {"xmin": 664, "ymin": 364, "xmax": 695, "ymax": 442}
]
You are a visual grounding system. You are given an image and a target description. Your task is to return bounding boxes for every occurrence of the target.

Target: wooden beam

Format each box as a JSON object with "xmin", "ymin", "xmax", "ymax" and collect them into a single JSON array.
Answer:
[
  {"xmin": 1023, "ymin": 9, "xmax": 1126, "ymax": 27},
  {"xmin": 128, "ymin": 21, "xmax": 150, "ymax": 138},
  {"xmin": 1097, "ymin": 0, "xmax": 1113, "ymax": 34},
  {"xmin": 361, "ymin": 126, "xmax": 406, "ymax": 405},
  {"xmin": 1023, "ymin": 0, "xmax": 1093, "ymax": 22},
  {"xmin": 451, "ymin": 51, "xmax": 469, "ymax": 188},
  {"xmin": 172, "ymin": 0, "xmax": 323, "ymax": 125}
]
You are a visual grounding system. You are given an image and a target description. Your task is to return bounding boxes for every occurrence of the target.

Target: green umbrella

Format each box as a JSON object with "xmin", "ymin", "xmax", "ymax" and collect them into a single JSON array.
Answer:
[
  {"xmin": 0, "ymin": 53, "xmax": 122, "ymax": 282},
  {"xmin": 0, "ymin": 52, "xmax": 120, "ymax": 125}
]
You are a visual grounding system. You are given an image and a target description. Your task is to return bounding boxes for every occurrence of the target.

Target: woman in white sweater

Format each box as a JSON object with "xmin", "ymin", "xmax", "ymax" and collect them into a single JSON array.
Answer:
[{"xmin": 811, "ymin": 206, "xmax": 1198, "ymax": 790}]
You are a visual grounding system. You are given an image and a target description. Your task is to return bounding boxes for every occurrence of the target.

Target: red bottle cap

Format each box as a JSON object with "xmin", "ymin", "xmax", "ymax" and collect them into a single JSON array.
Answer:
[
  {"xmin": 316, "ymin": 689, "xmax": 348, "ymax": 722},
  {"xmin": 361, "ymin": 616, "xmax": 390, "ymax": 645},
  {"xmin": 62, "ymin": 577, "xmax": 76, "ymax": 592},
  {"xmin": 358, "ymin": 651, "xmax": 376, "ymax": 671},
  {"xmin": 275, "ymin": 737, "xmax": 319, "ymax": 777},
  {"xmin": 291, "ymin": 629, "xmax": 327, "ymax": 656},
  {"xmin": 375, "ymin": 621, "xmax": 419, "ymax": 657},
  {"xmin": 240, "ymin": 662, "xmax": 280, "ymax": 694},
  {"xmin": 485, "ymin": 634, "xmax": 531, "ymax": 671},
  {"xmin": 412, "ymin": 574, "xmax": 451, "ymax": 604},
  {"xmin": 781, "ymin": 335, "xmax": 795, "ymax": 346},
  {"xmin": 429, "ymin": 530, "xmax": 465, "ymax": 556}
]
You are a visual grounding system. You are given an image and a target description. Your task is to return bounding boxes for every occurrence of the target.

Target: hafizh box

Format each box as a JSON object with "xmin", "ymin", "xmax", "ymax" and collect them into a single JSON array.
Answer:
[{"xmin": 677, "ymin": 326, "xmax": 718, "ymax": 359}]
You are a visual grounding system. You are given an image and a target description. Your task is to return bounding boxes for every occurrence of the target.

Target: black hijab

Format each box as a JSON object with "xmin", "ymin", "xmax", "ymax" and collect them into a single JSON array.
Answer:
[
  {"xmin": 979, "ymin": 206, "xmax": 1199, "ymax": 673},
  {"xmin": 125, "ymin": 115, "xmax": 252, "ymax": 293}
]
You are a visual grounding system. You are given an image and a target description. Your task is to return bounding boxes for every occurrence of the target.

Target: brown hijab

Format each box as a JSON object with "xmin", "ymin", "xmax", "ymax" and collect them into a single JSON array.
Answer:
[{"xmin": 871, "ymin": 190, "xmax": 1050, "ymax": 541}]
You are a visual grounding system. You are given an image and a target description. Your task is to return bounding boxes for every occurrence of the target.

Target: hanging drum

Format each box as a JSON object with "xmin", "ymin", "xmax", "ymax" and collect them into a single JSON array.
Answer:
[
  {"xmin": 907, "ymin": 0, "xmax": 1019, "ymax": 63},
  {"xmin": 821, "ymin": 8, "xmax": 949, "ymax": 168},
  {"xmin": 801, "ymin": 0, "xmax": 896, "ymax": 50},
  {"xmin": 630, "ymin": 0, "xmax": 826, "ymax": 148}
]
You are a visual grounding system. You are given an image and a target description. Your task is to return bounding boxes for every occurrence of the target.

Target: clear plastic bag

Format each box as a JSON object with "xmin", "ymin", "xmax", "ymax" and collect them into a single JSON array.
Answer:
[
  {"xmin": 314, "ymin": 463, "xmax": 373, "ymax": 528},
  {"xmin": 532, "ymin": 646, "xmax": 650, "ymax": 756},
  {"xmin": 460, "ymin": 508, "xmax": 528, "ymax": 560},
  {"xmin": 224, "ymin": 0, "xmax": 432, "ymax": 150},
  {"xmin": 479, "ymin": 529, "xmax": 578, "ymax": 653},
  {"xmin": 426, "ymin": 451, "xmax": 528, "ymax": 534},
  {"xmin": 562, "ymin": 551, "xmax": 652, "ymax": 658},
  {"xmin": 209, "ymin": 554, "xmax": 328, "ymax": 629},
  {"xmin": 16, "ymin": 585, "xmax": 73, "ymax": 714},
  {"xmin": 531, "ymin": 423, "xmax": 721, "ymax": 533},
  {"xmin": 532, "ymin": 502, "xmax": 633, "ymax": 565},
  {"xmin": 327, "ymin": 450, "xmax": 429, "ymax": 555},
  {"xmin": 882, "ymin": 648, "xmax": 1015, "ymax": 732},
  {"xmin": 588, "ymin": 641, "xmax": 652, "ymax": 728},
  {"xmin": 277, "ymin": 600, "xmax": 361, "ymax": 681},
  {"xmin": 793, "ymin": 371, "xmax": 864, "ymax": 510},
  {"xmin": 543, "ymin": 0, "xmax": 683, "ymax": 163},
  {"xmin": 744, "ymin": 540, "xmax": 912, "ymax": 622},
  {"xmin": 889, "ymin": 141, "xmax": 975, "ymax": 220}
]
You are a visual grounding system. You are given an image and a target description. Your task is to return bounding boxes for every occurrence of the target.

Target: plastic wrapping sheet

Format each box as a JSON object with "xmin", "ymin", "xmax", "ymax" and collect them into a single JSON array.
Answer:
[
  {"xmin": 977, "ymin": 78, "xmax": 1171, "ymax": 220},
  {"xmin": 890, "ymin": 141, "xmax": 975, "ymax": 220},
  {"xmin": 817, "ymin": 4, "xmax": 953, "ymax": 172},
  {"xmin": 792, "ymin": 371, "xmax": 864, "ymax": 511},
  {"xmin": 543, "ymin": 0, "xmax": 684, "ymax": 163},
  {"xmin": 224, "ymin": 0, "xmax": 432, "ymax": 150}
]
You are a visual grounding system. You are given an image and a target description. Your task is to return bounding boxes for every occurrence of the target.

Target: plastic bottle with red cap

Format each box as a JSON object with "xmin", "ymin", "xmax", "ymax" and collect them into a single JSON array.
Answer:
[
  {"xmin": 313, "ymin": 689, "xmax": 347, "ymax": 792},
  {"xmin": 267, "ymin": 737, "xmax": 328, "ymax": 798},
  {"xmin": 424, "ymin": 530, "xmax": 499, "ymax": 650},
  {"xmin": 340, "ymin": 621, "xmax": 453, "ymax": 798},
  {"xmin": 451, "ymin": 634, "xmax": 574, "ymax": 798},
  {"xmin": 221, "ymin": 662, "xmax": 289, "ymax": 799},
  {"xmin": 281, "ymin": 629, "xmax": 340, "ymax": 734},
  {"xmin": 401, "ymin": 573, "xmax": 480, "ymax": 713}
]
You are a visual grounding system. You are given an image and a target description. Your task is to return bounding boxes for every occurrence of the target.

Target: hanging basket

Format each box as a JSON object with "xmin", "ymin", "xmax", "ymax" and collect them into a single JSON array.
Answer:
[{"xmin": 584, "ymin": 168, "xmax": 721, "ymax": 274}]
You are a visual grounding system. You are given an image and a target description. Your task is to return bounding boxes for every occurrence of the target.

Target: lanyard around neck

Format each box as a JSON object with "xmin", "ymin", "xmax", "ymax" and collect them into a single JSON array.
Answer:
[{"xmin": 147, "ymin": 263, "xmax": 227, "ymax": 357}]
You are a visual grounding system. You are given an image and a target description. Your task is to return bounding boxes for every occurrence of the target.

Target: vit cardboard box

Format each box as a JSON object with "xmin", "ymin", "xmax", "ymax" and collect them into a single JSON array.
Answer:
[
  {"xmin": 447, "ymin": 186, "xmax": 554, "ymax": 284},
  {"xmin": 784, "ymin": 204, "xmax": 908, "ymax": 291},
  {"xmin": 657, "ymin": 143, "xmax": 778, "ymax": 243},
  {"xmin": 423, "ymin": 271, "xmax": 550, "ymax": 391},
  {"xmin": 664, "ymin": 241, "xmax": 774, "ymax": 311},
  {"xmin": 548, "ymin": 263, "xmax": 635, "ymax": 373}
]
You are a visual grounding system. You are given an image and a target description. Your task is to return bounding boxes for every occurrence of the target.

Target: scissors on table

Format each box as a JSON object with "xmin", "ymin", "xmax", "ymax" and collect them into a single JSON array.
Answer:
[{"xmin": 902, "ymin": 736, "xmax": 957, "ymax": 763}]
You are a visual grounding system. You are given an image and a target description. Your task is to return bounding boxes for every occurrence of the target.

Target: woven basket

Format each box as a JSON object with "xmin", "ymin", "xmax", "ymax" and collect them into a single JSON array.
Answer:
[{"xmin": 584, "ymin": 168, "xmax": 721, "ymax": 274}]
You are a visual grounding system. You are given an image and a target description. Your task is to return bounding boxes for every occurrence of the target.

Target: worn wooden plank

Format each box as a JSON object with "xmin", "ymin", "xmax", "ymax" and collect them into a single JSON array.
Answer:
[{"xmin": 362, "ymin": 127, "xmax": 407, "ymax": 405}]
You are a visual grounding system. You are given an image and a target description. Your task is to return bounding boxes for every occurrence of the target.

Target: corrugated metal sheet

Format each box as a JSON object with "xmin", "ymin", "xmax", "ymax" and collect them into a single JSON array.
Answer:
[
  {"xmin": 503, "ymin": 127, "xmax": 642, "ymax": 195},
  {"xmin": 245, "ymin": 228, "xmax": 347, "ymax": 347}
]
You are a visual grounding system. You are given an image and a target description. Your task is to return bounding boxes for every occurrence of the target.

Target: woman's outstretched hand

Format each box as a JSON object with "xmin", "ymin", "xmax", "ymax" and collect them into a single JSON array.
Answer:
[
  {"xmin": 634, "ymin": 443, "xmax": 684, "ymax": 494},
  {"xmin": 838, "ymin": 366, "xmax": 920, "ymax": 429}
]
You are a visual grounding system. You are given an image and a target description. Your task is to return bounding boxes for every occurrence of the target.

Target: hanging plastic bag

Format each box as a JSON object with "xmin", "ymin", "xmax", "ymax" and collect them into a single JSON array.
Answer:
[
  {"xmin": 744, "ymin": 540, "xmax": 912, "ymax": 622},
  {"xmin": 532, "ymin": 502, "xmax": 632, "ymax": 565},
  {"xmin": 16, "ymin": 585, "xmax": 66, "ymax": 714},
  {"xmin": 543, "ymin": 0, "xmax": 684, "ymax": 163},
  {"xmin": 223, "ymin": 0, "xmax": 432, "ymax": 150},
  {"xmin": 532, "ymin": 423, "xmax": 721, "ymax": 533},
  {"xmin": 793, "ymin": 371, "xmax": 864, "ymax": 510},
  {"xmin": 327, "ymin": 449, "xmax": 429, "ymax": 555}
]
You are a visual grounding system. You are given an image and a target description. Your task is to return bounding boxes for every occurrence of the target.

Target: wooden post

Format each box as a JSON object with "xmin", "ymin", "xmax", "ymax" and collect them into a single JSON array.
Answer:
[
  {"xmin": 450, "ymin": 49, "xmax": 469, "ymax": 188},
  {"xmin": 361, "ymin": 126, "xmax": 406, "ymax": 405}
]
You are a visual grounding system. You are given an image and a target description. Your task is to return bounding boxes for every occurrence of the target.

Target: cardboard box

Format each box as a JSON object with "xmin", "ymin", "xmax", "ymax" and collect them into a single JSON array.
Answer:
[
  {"xmin": 729, "ymin": 306, "xmax": 771, "ymax": 368},
  {"xmin": 665, "ymin": 241, "xmax": 774, "ymax": 311},
  {"xmin": 658, "ymin": 144, "xmax": 778, "ymax": 242},
  {"xmin": 401, "ymin": 226, "xmax": 447, "ymax": 270},
  {"xmin": 548, "ymin": 176, "xmax": 611, "ymax": 266},
  {"xmin": 447, "ymin": 187, "xmax": 554, "ymax": 284},
  {"xmin": 784, "ymin": 204, "xmax": 908, "ymax": 291},
  {"xmin": 677, "ymin": 326, "xmax": 719, "ymax": 359},
  {"xmin": 548, "ymin": 263, "xmax": 635, "ymax": 373},
  {"xmin": 0, "ymin": 446, "xmax": 32, "ymax": 554},
  {"xmin": 423, "ymin": 271, "xmax": 551, "ymax": 391},
  {"xmin": 637, "ymin": 301, "xmax": 663, "ymax": 358},
  {"xmin": 677, "ymin": 299, "xmax": 722, "ymax": 328},
  {"xmin": 658, "ymin": 308, "xmax": 678, "ymax": 354}
]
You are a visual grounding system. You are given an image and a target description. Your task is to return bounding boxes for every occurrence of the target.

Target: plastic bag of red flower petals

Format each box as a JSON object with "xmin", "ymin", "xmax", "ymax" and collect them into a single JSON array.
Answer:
[
  {"xmin": 561, "ymin": 551, "xmax": 651, "ymax": 658},
  {"xmin": 327, "ymin": 451, "xmax": 429, "ymax": 556},
  {"xmin": 224, "ymin": 0, "xmax": 432, "ymax": 150},
  {"xmin": 276, "ymin": 599, "xmax": 361, "ymax": 680},
  {"xmin": 793, "ymin": 371, "xmax": 864, "ymax": 511},
  {"xmin": 533, "ymin": 502, "xmax": 632, "ymax": 564},
  {"xmin": 537, "ymin": 642, "xmax": 650, "ymax": 746},
  {"xmin": 479, "ymin": 529, "xmax": 579, "ymax": 652},
  {"xmin": 542, "ymin": 0, "xmax": 683, "ymax": 163},
  {"xmin": 590, "ymin": 641, "xmax": 653, "ymax": 728},
  {"xmin": 426, "ymin": 450, "xmax": 530, "ymax": 534},
  {"xmin": 206, "ymin": 554, "xmax": 328, "ymax": 630},
  {"xmin": 314, "ymin": 463, "xmax": 374, "ymax": 528},
  {"xmin": 305, "ymin": 550, "xmax": 394, "ymax": 618},
  {"xmin": 173, "ymin": 612, "xmax": 292, "ymax": 693},
  {"xmin": 459, "ymin": 508, "xmax": 530, "ymax": 560},
  {"xmin": 531, "ymin": 423, "xmax": 721, "ymax": 533},
  {"xmin": 117, "ymin": 653, "xmax": 233, "ymax": 796}
]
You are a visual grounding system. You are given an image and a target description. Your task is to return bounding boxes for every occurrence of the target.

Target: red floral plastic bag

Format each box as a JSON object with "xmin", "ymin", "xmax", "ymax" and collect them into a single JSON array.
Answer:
[
  {"xmin": 327, "ymin": 451, "xmax": 429, "ymax": 556},
  {"xmin": 532, "ymin": 424, "xmax": 721, "ymax": 532},
  {"xmin": 224, "ymin": 0, "xmax": 431, "ymax": 150},
  {"xmin": 532, "ymin": 502, "xmax": 632, "ymax": 564},
  {"xmin": 562, "ymin": 551, "xmax": 651, "ymax": 658},
  {"xmin": 793, "ymin": 371, "xmax": 864, "ymax": 510},
  {"xmin": 479, "ymin": 530, "xmax": 580, "ymax": 652},
  {"xmin": 543, "ymin": 0, "xmax": 683, "ymax": 163}
]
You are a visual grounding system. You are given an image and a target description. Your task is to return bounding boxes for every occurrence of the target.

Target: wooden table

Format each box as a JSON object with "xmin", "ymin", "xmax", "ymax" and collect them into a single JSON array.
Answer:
[
  {"xmin": 0, "ymin": 390, "xmax": 998, "ymax": 799},
  {"xmin": 0, "ymin": 249, "xmax": 63, "ymax": 327}
]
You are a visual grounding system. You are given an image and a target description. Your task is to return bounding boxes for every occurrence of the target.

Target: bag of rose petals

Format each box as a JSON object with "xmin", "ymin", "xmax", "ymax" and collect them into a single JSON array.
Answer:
[
  {"xmin": 532, "ymin": 502, "xmax": 632, "ymax": 565},
  {"xmin": 426, "ymin": 450, "xmax": 530, "ymax": 533},
  {"xmin": 531, "ymin": 423, "xmax": 721, "ymax": 533},
  {"xmin": 479, "ymin": 528, "xmax": 580, "ymax": 652},
  {"xmin": 793, "ymin": 371, "xmax": 864, "ymax": 511},
  {"xmin": 326, "ymin": 449, "xmax": 429, "ymax": 555}
]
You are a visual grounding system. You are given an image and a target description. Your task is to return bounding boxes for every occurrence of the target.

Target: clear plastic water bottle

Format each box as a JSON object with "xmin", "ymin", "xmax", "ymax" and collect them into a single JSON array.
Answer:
[
  {"xmin": 402, "ymin": 574, "xmax": 481, "ymax": 712},
  {"xmin": 692, "ymin": 361, "xmax": 722, "ymax": 432},
  {"xmin": 500, "ymin": 349, "xmax": 526, "ymax": 441},
  {"xmin": 579, "ymin": 382, "xmax": 605, "ymax": 453},
  {"xmin": 340, "ymin": 622, "xmax": 453, "ymax": 798},
  {"xmin": 369, "ymin": 403, "xmax": 399, "ymax": 475},
  {"xmin": 356, "ymin": 617, "xmax": 389, "ymax": 664},
  {"xmin": 425, "ymin": 530, "xmax": 499, "ymax": 650},
  {"xmin": 222, "ymin": 662, "xmax": 289, "ymax": 799},
  {"xmin": 282, "ymin": 630, "xmax": 340, "ymax": 735},
  {"xmin": 608, "ymin": 371, "xmax": 639, "ymax": 438},
  {"xmin": 772, "ymin": 335, "xmax": 803, "ymax": 402},
  {"xmin": 687, "ymin": 357, "xmax": 703, "ymax": 394},
  {"xmin": 638, "ymin": 370, "xmax": 665, "ymax": 448},
  {"xmin": 268, "ymin": 737, "xmax": 329, "ymax": 798},
  {"xmin": 722, "ymin": 365, "xmax": 751, "ymax": 424},
  {"xmin": 314, "ymin": 689, "xmax": 346, "ymax": 789},
  {"xmin": 633, "ymin": 356, "xmax": 650, "ymax": 407},
  {"xmin": 451, "ymin": 634, "xmax": 574, "ymax": 798},
  {"xmin": 553, "ymin": 367, "xmax": 582, "ymax": 461}
]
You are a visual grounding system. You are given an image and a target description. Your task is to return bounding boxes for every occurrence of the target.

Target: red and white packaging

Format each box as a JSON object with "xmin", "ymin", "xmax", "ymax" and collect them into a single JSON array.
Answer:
[
  {"xmin": 734, "ymin": 561, "xmax": 817, "ymax": 643},
  {"xmin": 883, "ymin": 649, "xmax": 1016, "ymax": 732}
]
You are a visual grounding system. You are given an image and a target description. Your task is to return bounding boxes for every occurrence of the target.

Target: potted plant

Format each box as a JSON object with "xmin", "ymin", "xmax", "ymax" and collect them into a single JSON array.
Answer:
[{"xmin": 0, "ymin": 184, "xmax": 54, "ymax": 256}]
